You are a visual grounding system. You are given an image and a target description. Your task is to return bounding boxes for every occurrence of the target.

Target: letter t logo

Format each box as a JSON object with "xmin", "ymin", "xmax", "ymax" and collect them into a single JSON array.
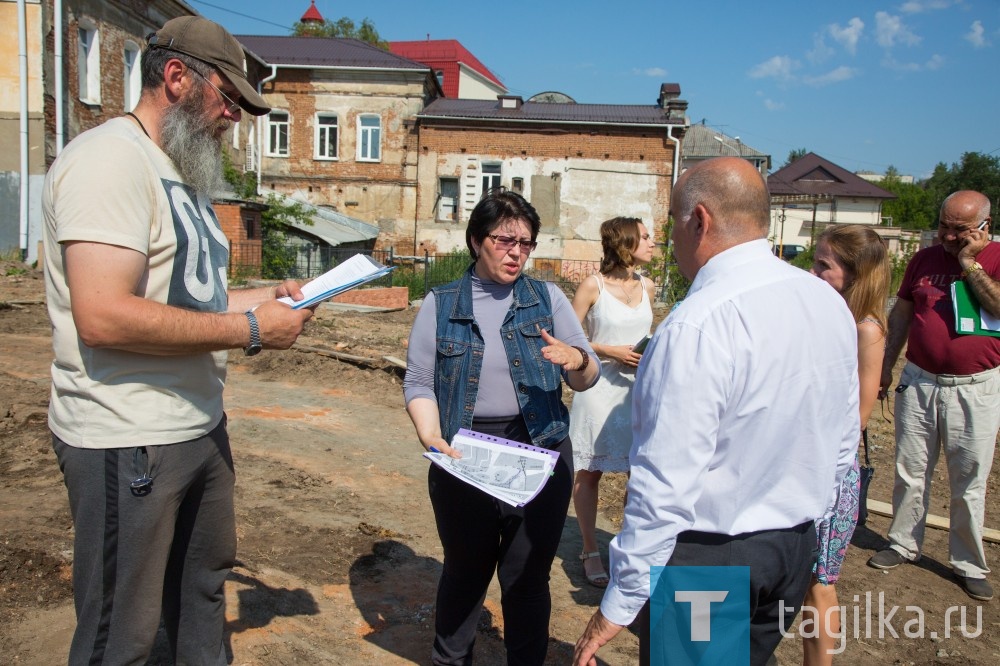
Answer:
[{"xmin": 675, "ymin": 590, "xmax": 729, "ymax": 641}]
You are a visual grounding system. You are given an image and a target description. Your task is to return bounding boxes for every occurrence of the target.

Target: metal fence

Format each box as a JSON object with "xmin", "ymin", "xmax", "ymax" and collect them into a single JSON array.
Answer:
[{"xmin": 230, "ymin": 241, "xmax": 681, "ymax": 304}]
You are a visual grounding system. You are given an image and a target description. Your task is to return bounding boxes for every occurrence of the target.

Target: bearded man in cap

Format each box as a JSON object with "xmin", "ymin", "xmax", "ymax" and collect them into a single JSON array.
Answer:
[{"xmin": 42, "ymin": 16, "xmax": 312, "ymax": 664}]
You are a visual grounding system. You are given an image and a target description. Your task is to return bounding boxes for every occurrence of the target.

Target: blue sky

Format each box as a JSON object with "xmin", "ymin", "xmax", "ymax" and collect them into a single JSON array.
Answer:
[{"xmin": 191, "ymin": 0, "xmax": 999, "ymax": 180}]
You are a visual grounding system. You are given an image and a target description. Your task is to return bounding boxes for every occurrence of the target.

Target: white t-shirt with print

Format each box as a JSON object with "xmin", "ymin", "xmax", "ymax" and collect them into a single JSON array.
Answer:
[{"xmin": 42, "ymin": 117, "xmax": 230, "ymax": 448}]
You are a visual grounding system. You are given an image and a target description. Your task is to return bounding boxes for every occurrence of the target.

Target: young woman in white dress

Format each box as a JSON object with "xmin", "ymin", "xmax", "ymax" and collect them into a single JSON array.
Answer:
[{"xmin": 569, "ymin": 217, "xmax": 656, "ymax": 587}]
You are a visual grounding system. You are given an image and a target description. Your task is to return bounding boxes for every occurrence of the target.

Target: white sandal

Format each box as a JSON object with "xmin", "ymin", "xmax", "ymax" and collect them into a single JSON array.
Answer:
[{"xmin": 580, "ymin": 551, "xmax": 609, "ymax": 588}]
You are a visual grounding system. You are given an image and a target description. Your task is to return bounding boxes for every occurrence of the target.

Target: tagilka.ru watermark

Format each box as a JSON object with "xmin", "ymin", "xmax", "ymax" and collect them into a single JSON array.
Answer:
[
  {"xmin": 650, "ymin": 566, "xmax": 750, "ymax": 665},
  {"xmin": 649, "ymin": 567, "xmax": 984, "ymax": 665},
  {"xmin": 782, "ymin": 591, "xmax": 983, "ymax": 655}
]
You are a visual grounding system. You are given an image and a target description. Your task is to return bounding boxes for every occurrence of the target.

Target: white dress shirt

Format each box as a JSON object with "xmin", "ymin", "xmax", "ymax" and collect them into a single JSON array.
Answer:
[{"xmin": 600, "ymin": 239, "xmax": 860, "ymax": 626}]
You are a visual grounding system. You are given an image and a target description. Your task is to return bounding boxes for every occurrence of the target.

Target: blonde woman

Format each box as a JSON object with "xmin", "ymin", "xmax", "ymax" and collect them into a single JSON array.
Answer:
[
  {"xmin": 804, "ymin": 225, "xmax": 890, "ymax": 665},
  {"xmin": 569, "ymin": 217, "xmax": 656, "ymax": 587}
]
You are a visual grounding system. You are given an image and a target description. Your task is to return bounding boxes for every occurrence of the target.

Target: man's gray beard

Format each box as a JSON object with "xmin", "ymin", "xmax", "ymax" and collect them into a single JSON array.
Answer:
[{"xmin": 160, "ymin": 87, "xmax": 226, "ymax": 197}]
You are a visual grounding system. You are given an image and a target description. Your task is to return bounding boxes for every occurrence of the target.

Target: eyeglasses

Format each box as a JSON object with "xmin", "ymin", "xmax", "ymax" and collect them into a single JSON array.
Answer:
[
  {"xmin": 487, "ymin": 234, "xmax": 537, "ymax": 253},
  {"xmin": 189, "ymin": 68, "xmax": 241, "ymax": 115},
  {"xmin": 938, "ymin": 220, "xmax": 988, "ymax": 234}
]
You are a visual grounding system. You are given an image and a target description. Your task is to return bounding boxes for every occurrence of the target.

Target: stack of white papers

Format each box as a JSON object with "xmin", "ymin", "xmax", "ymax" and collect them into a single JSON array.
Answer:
[
  {"xmin": 278, "ymin": 254, "xmax": 393, "ymax": 310},
  {"xmin": 424, "ymin": 429, "xmax": 560, "ymax": 507}
]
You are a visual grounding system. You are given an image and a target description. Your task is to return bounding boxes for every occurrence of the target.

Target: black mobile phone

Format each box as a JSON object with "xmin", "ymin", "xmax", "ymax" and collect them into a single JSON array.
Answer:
[{"xmin": 632, "ymin": 335, "xmax": 651, "ymax": 354}]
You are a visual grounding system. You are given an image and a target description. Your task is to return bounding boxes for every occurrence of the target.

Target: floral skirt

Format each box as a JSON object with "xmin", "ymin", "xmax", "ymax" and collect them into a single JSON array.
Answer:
[{"xmin": 813, "ymin": 454, "xmax": 861, "ymax": 585}]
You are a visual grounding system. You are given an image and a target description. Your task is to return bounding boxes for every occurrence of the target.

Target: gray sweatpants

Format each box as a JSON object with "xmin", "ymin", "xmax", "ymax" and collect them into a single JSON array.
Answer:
[
  {"xmin": 887, "ymin": 362, "xmax": 1000, "ymax": 579},
  {"xmin": 53, "ymin": 419, "xmax": 235, "ymax": 666}
]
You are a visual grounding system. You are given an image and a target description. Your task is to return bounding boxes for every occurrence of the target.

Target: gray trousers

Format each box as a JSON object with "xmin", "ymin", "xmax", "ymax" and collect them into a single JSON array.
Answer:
[
  {"xmin": 888, "ymin": 362, "xmax": 1000, "ymax": 578},
  {"xmin": 53, "ymin": 419, "xmax": 235, "ymax": 666}
]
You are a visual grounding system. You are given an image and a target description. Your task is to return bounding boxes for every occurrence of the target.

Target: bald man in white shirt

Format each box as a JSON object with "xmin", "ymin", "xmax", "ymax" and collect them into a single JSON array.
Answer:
[{"xmin": 574, "ymin": 157, "xmax": 860, "ymax": 666}]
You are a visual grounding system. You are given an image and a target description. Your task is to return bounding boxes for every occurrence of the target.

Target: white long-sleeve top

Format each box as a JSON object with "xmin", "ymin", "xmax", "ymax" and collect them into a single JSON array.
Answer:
[{"xmin": 600, "ymin": 239, "xmax": 860, "ymax": 626}]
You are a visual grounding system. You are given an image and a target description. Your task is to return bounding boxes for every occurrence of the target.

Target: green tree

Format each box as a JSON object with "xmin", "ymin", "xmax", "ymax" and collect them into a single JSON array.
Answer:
[
  {"xmin": 879, "ymin": 179, "xmax": 936, "ymax": 230},
  {"xmin": 782, "ymin": 148, "xmax": 808, "ymax": 168},
  {"xmin": 923, "ymin": 152, "xmax": 1000, "ymax": 217},
  {"xmin": 292, "ymin": 16, "xmax": 389, "ymax": 49},
  {"xmin": 221, "ymin": 152, "xmax": 313, "ymax": 280},
  {"xmin": 650, "ymin": 216, "xmax": 690, "ymax": 306},
  {"xmin": 259, "ymin": 194, "xmax": 309, "ymax": 279}
]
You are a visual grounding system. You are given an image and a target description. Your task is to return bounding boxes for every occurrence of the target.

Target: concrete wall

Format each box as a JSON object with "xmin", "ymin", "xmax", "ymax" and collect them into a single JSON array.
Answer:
[{"xmin": 0, "ymin": 172, "xmax": 44, "ymax": 261}]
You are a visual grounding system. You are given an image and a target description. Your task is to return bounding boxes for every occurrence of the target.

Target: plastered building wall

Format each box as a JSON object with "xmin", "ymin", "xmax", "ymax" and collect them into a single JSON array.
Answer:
[
  {"xmin": 771, "ymin": 197, "xmax": 889, "ymax": 249},
  {"xmin": 409, "ymin": 123, "xmax": 676, "ymax": 261}
]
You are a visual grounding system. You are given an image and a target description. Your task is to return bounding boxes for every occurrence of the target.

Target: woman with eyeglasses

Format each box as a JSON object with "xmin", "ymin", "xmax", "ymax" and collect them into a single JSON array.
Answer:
[
  {"xmin": 403, "ymin": 189, "xmax": 600, "ymax": 665},
  {"xmin": 567, "ymin": 217, "xmax": 656, "ymax": 588}
]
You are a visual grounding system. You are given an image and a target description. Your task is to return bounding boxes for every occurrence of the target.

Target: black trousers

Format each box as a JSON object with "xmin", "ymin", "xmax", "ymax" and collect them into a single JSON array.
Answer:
[
  {"xmin": 638, "ymin": 521, "xmax": 816, "ymax": 666},
  {"xmin": 428, "ymin": 416, "xmax": 573, "ymax": 666}
]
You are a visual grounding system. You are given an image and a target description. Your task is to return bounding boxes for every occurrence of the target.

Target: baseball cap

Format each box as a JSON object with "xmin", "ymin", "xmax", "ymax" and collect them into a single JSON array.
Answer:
[{"xmin": 147, "ymin": 16, "xmax": 270, "ymax": 116}]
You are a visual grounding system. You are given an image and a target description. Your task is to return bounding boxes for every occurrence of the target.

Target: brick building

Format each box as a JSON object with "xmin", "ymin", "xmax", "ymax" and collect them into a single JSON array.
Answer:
[
  {"xmin": 1, "ymin": 0, "xmax": 271, "ymax": 263},
  {"xmin": 409, "ymin": 88, "xmax": 690, "ymax": 264},
  {"xmin": 234, "ymin": 34, "xmax": 440, "ymax": 252},
  {"xmin": 230, "ymin": 30, "xmax": 690, "ymax": 262}
]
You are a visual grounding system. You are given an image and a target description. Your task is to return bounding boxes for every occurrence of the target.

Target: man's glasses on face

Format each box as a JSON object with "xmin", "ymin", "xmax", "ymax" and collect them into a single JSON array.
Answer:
[
  {"xmin": 487, "ymin": 234, "xmax": 537, "ymax": 253},
  {"xmin": 189, "ymin": 68, "xmax": 241, "ymax": 115},
  {"xmin": 938, "ymin": 220, "xmax": 988, "ymax": 234}
]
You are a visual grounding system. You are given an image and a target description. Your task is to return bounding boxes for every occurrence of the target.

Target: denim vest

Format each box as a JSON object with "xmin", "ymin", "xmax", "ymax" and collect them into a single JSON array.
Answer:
[{"xmin": 433, "ymin": 267, "xmax": 569, "ymax": 449}]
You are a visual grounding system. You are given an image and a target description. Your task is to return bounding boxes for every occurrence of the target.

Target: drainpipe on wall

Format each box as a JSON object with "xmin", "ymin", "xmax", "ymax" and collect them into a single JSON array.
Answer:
[
  {"xmin": 55, "ymin": 0, "xmax": 64, "ymax": 154},
  {"xmin": 255, "ymin": 65, "xmax": 277, "ymax": 195},
  {"xmin": 664, "ymin": 124, "xmax": 682, "ymax": 187},
  {"xmin": 18, "ymin": 0, "xmax": 29, "ymax": 259}
]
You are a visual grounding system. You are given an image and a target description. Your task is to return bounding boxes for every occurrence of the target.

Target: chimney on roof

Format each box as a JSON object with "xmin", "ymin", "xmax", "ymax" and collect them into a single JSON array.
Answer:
[
  {"xmin": 665, "ymin": 98, "xmax": 688, "ymax": 123},
  {"xmin": 498, "ymin": 95, "xmax": 523, "ymax": 110},
  {"xmin": 657, "ymin": 83, "xmax": 681, "ymax": 108},
  {"xmin": 301, "ymin": 0, "xmax": 324, "ymax": 24}
]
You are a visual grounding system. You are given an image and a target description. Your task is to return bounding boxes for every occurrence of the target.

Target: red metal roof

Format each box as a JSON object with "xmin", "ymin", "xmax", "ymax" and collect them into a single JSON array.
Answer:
[{"xmin": 390, "ymin": 39, "xmax": 504, "ymax": 88}]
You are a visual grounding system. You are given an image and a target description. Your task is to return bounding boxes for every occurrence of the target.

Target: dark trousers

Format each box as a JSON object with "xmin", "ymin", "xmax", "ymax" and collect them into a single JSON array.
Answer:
[
  {"xmin": 429, "ymin": 416, "xmax": 573, "ymax": 666},
  {"xmin": 53, "ymin": 419, "xmax": 235, "ymax": 666},
  {"xmin": 638, "ymin": 521, "xmax": 816, "ymax": 666}
]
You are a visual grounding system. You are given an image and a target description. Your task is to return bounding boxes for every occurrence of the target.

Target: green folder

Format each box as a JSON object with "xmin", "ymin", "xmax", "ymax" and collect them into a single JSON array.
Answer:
[{"xmin": 951, "ymin": 280, "xmax": 1000, "ymax": 338}]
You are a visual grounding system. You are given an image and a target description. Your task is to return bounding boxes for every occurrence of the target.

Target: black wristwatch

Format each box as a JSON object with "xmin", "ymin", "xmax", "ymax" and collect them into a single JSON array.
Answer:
[{"xmin": 243, "ymin": 310, "xmax": 262, "ymax": 356}]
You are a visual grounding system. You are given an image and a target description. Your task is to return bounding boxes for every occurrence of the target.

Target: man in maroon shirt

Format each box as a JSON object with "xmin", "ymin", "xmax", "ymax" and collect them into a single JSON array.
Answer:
[{"xmin": 867, "ymin": 190, "xmax": 1000, "ymax": 602}]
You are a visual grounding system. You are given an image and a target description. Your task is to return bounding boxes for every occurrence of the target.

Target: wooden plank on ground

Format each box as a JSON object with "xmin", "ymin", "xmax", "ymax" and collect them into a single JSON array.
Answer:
[
  {"xmin": 382, "ymin": 355, "xmax": 407, "ymax": 370},
  {"xmin": 292, "ymin": 343, "xmax": 377, "ymax": 366},
  {"xmin": 867, "ymin": 499, "xmax": 999, "ymax": 544}
]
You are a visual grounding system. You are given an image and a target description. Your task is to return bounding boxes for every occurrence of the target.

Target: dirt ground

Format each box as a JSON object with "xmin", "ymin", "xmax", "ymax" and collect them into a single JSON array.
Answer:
[{"xmin": 1, "ymin": 259, "xmax": 998, "ymax": 665}]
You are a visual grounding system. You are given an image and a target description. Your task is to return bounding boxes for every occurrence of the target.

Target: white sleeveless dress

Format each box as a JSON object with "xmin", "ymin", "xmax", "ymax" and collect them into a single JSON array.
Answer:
[{"xmin": 569, "ymin": 275, "xmax": 653, "ymax": 472}]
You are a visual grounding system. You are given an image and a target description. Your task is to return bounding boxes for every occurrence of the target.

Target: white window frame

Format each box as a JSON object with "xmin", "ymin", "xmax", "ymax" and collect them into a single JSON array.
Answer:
[
  {"xmin": 245, "ymin": 124, "xmax": 257, "ymax": 171},
  {"xmin": 357, "ymin": 114, "xmax": 381, "ymax": 162},
  {"xmin": 123, "ymin": 41, "xmax": 141, "ymax": 112},
  {"xmin": 482, "ymin": 163, "xmax": 502, "ymax": 194},
  {"xmin": 266, "ymin": 111, "xmax": 289, "ymax": 157},
  {"xmin": 437, "ymin": 177, "xmax": 459, "ymax": 222},
  {"xmin": 314, "ymin": 113, "xmax": 339, "ymax": 160},
  {"xmin": 78, "ymin": 23, "xmax": 101, "ymax": 105}
]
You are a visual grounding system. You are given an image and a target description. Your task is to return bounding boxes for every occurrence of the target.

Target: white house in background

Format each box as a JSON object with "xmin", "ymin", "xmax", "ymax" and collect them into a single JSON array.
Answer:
[
  {"xmin": 767, "ymin": 152, "xmax": 900, "ymax": 253},
  {"xmin": 680, "ymin": 121, "xmax": 770, "ymax": 176}
]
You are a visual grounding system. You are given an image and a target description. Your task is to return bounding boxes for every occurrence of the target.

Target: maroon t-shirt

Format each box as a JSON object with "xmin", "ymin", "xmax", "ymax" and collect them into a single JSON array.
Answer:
[{"xmin": 898, "ymin": 241, "xmax": 1000, "ymax": 375}]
